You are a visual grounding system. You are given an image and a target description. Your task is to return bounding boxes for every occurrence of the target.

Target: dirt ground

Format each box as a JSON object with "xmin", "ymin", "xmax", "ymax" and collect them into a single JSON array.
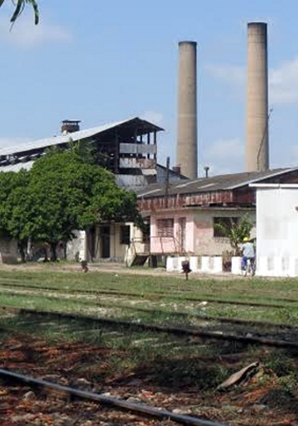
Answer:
[
  {"xmin": 0, "ymin": 260, "xmax": 247, "ymax": 281},
  {"xmin": 0, "ymin": 335, "xmax": 297, "ymax": 426}
]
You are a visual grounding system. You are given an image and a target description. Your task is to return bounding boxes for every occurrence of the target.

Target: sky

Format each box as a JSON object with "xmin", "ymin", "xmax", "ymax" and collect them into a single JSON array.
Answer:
[{"xmin": 0, "ymin": 0, "xmax": 298, "ymax": 176}]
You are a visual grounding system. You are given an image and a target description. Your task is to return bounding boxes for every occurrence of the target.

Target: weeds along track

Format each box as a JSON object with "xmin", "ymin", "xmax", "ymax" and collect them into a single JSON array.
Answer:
[
  {"xmin": 0, "ymin": 298, "xmax": 298, "ymax": 425},
  {"xmin": 0, "ymin": 280, "xmax": 297, "ymax": 310},
  {"xmin": 1, "ymin": 305, "xmax": 298, "ymax": 349},
  {"xmin": 0, "ymin": 325, "xmax": 232, "ymax": 426},
  {"xmin": 1, "ymin": 274, "xmax": 298, "ymax": 300},
  {"xmin": 1, "ymin": 285, "xmax": 298, "ymax": 334}
]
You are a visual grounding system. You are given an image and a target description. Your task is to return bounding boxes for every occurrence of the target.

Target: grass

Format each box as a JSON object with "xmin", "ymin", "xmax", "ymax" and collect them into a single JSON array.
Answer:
[
  {"xmin": 1, "ymin": 310, "xmax": 298, "ymax": 397},
  {"xmin": 6, "ymin": 269, "xmax": 298, "ymax": 299},
  {"xmin": 1, "ymin": 266, "xmax": 298, "ymax": 393},
  {"xmin": 1, "ymin": 282, "xmax": 298, "ymax": 418},
  {"xmin": 0, "ymin": 267, "xmax": 298, "ymax": 296},
  {"xmin": 1, "ymin": 279, "xmax": 298, "ymax": 327}
]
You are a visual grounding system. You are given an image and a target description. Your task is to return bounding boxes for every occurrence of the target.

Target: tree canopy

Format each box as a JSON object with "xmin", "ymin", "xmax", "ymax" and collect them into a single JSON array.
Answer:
[
  {"xmin": 0, "ymin": 151, "xmax": 141, "ymax": 261},
  {"xmin": 0, "ymin": 0, "xmax": 39, "ymax": 25}
]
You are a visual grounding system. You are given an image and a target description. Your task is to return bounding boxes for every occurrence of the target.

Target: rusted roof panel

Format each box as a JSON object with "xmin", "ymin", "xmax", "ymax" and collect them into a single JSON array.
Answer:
[
  {"xmin": 0, "ymin": 117, "xmax": 163, "ymax": 159},
  {"xmin": 137, "ymin": 168, "xmax": 298, "ymax": 199}
]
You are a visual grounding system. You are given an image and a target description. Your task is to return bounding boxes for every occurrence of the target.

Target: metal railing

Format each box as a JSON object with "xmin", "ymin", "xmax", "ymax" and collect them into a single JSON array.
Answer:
[{"xmin": 129, "ymin": 235, "xmax": 188, "ymax": 256}]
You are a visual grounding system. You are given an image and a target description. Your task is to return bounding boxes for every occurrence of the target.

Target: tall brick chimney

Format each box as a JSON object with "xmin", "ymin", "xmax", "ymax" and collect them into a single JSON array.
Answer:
[{"xmin": 177, "ymin": 41, "xmax": 198, "ymax": 179}]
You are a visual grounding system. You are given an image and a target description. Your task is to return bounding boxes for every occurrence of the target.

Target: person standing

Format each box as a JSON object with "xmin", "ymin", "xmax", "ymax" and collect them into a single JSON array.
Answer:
[{"xmin": 240, "ymin": 237, "xmax": 255, "ymax": 275}]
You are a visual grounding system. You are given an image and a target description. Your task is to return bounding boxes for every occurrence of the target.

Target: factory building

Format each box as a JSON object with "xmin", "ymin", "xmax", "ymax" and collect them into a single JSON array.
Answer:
[
  {"xmin": 0, "ymin": 117, "xmax": 167, "ymax": 189},
  {"xmin": 0, "ymin": 117, "xmax": 185, "ymax": 262},
  {"xmin": 136, "ymin": 168, "xmax": 298, "ymax": 260}
]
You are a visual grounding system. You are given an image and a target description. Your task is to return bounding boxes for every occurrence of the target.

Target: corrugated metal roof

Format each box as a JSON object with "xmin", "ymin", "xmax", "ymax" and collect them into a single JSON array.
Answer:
[
  {"xmin": 137, "ymin": 168, "xmax": 298, "ymax": 198},
  {"xmin": 0, "ymin": 117, "xmax": 163, "ymax": 158}
]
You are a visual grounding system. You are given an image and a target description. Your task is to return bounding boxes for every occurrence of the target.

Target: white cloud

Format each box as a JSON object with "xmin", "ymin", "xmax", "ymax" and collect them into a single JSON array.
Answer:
[
  {"xmin": 270, "ymin": 57, "xmax": 298, "ymax": 104},
  {"xmin": 205, "ymin": 64, "xmax": 245, "ymax": 86},
  {"xmin": 205, "ymin": 138, "xmax": 244, "ymax": 160},
  {"xmin": 202, "ymin": 138, "xmax": 244, "ymax": 175},
  {"xmin": 0, "ymin": 18, "xmax": 72, "ymax": 48},
  {"xmin": 141, "ymin": 111, "xmax": 163, "ymax": 125},
  {"xmin": 206, "ymin": 57, "xmax": 298, "ymax": 106},
  {"xmin": 0, "ymin": 137, "xmax": 30, "ymax": 149}
]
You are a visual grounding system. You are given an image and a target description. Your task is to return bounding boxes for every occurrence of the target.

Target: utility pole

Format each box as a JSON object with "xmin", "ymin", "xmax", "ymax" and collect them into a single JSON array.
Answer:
[{"xmin": 165, "ymin": 157, "xmax": 170, "ymax": 208}]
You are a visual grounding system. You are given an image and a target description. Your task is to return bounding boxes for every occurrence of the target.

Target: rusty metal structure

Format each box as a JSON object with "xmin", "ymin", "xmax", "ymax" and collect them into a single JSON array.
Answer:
[
  {"xmin": 138, "ymin": 168, "xmax": 298, "ymax": 212},
  {"xmin": 0, "ymin": 117, "xmax": 164, "ymax": 189}
]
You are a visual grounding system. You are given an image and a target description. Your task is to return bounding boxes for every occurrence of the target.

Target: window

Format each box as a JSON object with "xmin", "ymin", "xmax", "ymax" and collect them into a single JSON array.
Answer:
[
  {"xmin": 120, "ymin": 225, "xmax": 130, "ymax": 245},
  {"xmin": 213, "ymin": 217, "xmax": 239, "ymax": 238},
  {"xmin": 157, "ymin": 218, "xmax": 174, "ymax": 237}
]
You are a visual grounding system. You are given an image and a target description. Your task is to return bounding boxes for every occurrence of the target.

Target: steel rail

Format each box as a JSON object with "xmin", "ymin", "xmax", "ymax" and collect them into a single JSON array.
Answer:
[
  {"xmin": 0, "ymin": 281, "xmax": 295, "ymax": 309},
  {"xmin": 1, "ymin": 305, "xmax": 298, "ymax": 349},
  {"xmin": 1, "ymin": 276, "xmax": 298, "ymax": 302},
  {"xmin": 2, "ymin": 286, "xmax": 296, "ymax": 331},
  {"xmin": 86, "ymin": 303, "xmax": 298, "ymax": 331},
  {"xmin": 1, "ymin": 277, "xmax": 298, "ymax": 299},
  {"xmin": 0, "ymin": 368, "xmax": 228, "ymax": 426}
]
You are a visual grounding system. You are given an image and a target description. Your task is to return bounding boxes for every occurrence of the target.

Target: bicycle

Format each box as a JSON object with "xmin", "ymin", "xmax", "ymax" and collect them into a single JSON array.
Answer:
[{"xmin": 242, "ymin": 257, "xmax": 256, "ymax": 277}]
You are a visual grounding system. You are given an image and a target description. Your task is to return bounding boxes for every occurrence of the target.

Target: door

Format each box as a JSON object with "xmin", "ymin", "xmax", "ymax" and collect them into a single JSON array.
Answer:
[{"xmin": 101, "ymin": 226, "xmax": 110, "ymax": 258}]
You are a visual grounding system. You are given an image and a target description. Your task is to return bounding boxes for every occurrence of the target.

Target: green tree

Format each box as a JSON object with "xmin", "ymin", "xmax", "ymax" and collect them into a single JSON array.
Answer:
[
  {"xmin": 214, "ymin": 216, "xmax": 253, "ymax": 256},
  {"xmin": 0, "ymin": 169, "xmax": 31, "ymax": 261},
  {"xmin": 0, "ymin": 0, "xmax": 39, "ymax": 25},
  {"xmin": 0, "ymin": 152, "xmax": 141, "ymax": 262},
  {"xmin": 68, "ymin": 139, "xmax": 97, "ymax": 165},
  {"xmin": 26, "ymin": 151, "xmax": 141, "ymax": 260}
]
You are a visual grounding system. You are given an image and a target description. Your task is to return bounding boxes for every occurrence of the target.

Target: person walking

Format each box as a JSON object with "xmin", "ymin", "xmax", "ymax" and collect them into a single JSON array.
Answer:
[{"xmin": 240, "ymin": 237, "xmax": 255, "ymax": 275}]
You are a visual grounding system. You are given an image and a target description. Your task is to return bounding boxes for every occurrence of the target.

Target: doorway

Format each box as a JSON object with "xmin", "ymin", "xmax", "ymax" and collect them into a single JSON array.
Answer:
[
  {"xmin": 178, "ymin": 217, "xmax": 186, "ymax": 252},
  {"xmin": 101, "ymin": 226, "xmax": 110, "ymax": 258}
]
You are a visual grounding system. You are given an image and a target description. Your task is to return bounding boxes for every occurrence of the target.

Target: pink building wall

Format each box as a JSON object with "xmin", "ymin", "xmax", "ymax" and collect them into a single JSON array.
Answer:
[
  {"xmin": 150, "ymin": 209, "xmax": 255, "ymax": 256},
  {"xmin": 150, "ymin": 211, "xmax": 195, "ymax": 254}
]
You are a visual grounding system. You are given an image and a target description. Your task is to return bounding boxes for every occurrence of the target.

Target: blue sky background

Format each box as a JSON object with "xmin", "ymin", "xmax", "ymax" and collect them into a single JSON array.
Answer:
[{"xmin": 0, "ymin": 0, "xmax": 298, "ymax": 176}]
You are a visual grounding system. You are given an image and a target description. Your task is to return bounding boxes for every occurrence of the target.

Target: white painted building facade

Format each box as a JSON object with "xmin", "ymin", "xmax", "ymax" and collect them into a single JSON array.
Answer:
[
  {"xmin": 66, "ymin": 223, "xmax": 147, "ymax": 263},
  {"xmin": 253, "ymin": 183, "xmax": 298, "ymax": 277}
]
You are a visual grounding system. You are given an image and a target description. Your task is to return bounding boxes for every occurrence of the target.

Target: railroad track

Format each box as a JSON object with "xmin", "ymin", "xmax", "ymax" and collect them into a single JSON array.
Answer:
[
  {"xmin": 1, "ymin": 305, "xmax": 298, "ymax": 349},
  {"xmin": 0, "ymin": 368, "xmax": 228, "ymax": 426},
  {"xmin": 1, "ymin": 284, "xmax": 297, "ymax": 332},
  {"xmin": 1, "ymin": 275, "xmax": 298, "ymax": 301},
  {"xmin": 0, "ymin": 280, "xmax": 296, "ymax": 310}
]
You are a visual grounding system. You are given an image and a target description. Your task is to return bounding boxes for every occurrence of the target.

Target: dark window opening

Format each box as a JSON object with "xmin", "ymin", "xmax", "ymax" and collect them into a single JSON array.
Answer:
[
  {"xmin": 142, "ymin": 222, "xmax": 150, "ymax": 243},
  {"xmin": 120, "ymin": 225, "xmax": 130, "ymax": 245}
]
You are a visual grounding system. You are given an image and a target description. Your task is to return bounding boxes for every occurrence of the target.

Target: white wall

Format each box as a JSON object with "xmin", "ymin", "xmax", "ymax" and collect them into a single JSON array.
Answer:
[
  {"xmin": 66, "ymin": 230, "xmax": 86, "ymax": 261},
  {"xmin": 257, "ymin": 187, "xmax": 298, "ymax": 258}
]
